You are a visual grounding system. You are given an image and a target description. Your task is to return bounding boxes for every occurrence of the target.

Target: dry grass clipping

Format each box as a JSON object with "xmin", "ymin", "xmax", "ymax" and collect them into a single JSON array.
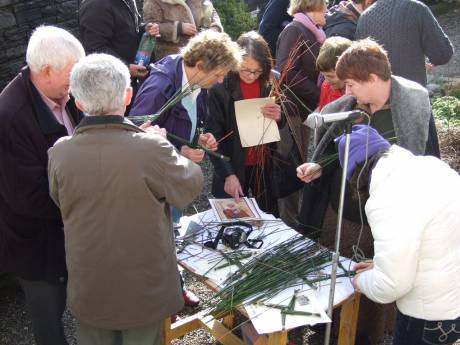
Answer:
[{"xmin": 437, "ymin": 120, "xmax": 460, "ymax": 172}]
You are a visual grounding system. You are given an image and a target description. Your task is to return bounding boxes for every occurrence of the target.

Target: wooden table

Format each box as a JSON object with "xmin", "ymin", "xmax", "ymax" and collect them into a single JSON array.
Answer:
[
  {"xmin": 162, "ymin": 263, "xmax": 361, "ymax": 345},
  {"xmin": 163, "ymin": 210, "xmax": 361, "ymax": 345},
  {"xmin": 162, "ymin": 295, "xmax": 361, "ymax": 345}
]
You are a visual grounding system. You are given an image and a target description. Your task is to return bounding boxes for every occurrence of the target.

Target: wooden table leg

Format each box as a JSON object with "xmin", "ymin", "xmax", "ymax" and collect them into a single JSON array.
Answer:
[
  {"xmin": 162, "ymin": 318, "xmax": 172, "ymax": 345},
  {"xmin": 267, "ymin": 330, "xmax": 288, "ymax": 345},
  {"xmin": 163, "ymin": 313, "xmax": 203, "ymax": 344},
  {"xmin": 200, "ymin": 314, "xmax": 245, "ymax": 345},
  {"xmin": 338, "ymin": 292, "xmax": 361, "ymax": 345}
]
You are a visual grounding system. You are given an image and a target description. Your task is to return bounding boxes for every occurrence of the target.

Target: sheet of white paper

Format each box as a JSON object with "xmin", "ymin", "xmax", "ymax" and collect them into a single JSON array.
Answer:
[
  {"xmin": 176, "ymin": 207, "xmax": 356, "ymax": 334},
  {"xmin": 234, "ymin": 97, "xmax": 280, "ymax": 147},
  {"xmin": 177, "ymin": 204, "xmax": 288, "ymax": 287},
  {"xmin": 245, "ymin": 288, "xmax": 331, "ymax": 334},
  {"xmin": 178, "ymin": 243, "xmax": 243, "ymax": 285}
]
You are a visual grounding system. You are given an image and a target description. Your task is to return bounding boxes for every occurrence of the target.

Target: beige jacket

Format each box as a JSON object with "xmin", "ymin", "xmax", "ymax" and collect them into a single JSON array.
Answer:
[
  {"xmin": 144, "ymin": 0, "xmax": 223, "ymax": 60},
  {"xmin": 48, "ymin": 116, "xmax": 203, "ymax": 329}
]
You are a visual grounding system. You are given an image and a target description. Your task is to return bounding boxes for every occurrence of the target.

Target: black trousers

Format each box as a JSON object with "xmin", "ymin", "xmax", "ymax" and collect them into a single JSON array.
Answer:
[
  {"xmin": 244, "ymin": 165, "xmax": 278, "ymax": 217},
  {"xmin": 19, "ymin": 278, "xmax": 68, "ymax": 345}
]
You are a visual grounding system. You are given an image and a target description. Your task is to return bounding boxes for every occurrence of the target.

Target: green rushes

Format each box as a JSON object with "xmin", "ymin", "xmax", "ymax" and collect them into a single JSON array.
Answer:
[
  {"xmin": 126, "ymin": 112, "xmax": 230, "ymax": 162},
  {"xmin": 203, "ymin": 250, "xmax": 254, "ymax": 276},
  {"xmin": 204, "ymin": 236, "xmax": 351, "ymax": 319},
  {"xmin": 126, "ymin": 84, "xmax": 199, "ymax": 125},
  {"xmin": 126, "ymin": 113, "xmax": 161, "ymax": 126},
  {"xmin": 126, "ymin": 82, "xmax": 230, "ymax": 161},
  {"xmin": 167, "ymin": 131, "xmax": 231, "ymax": 162},
  {"xmin": 315, "ymin": 152, "xmax": 339, "ymax": 169}
]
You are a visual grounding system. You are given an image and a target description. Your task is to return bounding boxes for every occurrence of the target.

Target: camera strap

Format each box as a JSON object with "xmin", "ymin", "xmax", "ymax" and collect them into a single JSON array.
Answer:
[{"xmin": 204, "ymin": 221, "xmax": 263, "ymax": 250}]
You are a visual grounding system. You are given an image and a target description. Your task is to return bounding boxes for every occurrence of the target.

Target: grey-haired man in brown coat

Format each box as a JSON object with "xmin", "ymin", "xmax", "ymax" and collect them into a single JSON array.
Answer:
[{"xmin": 48, "ymin": 53, "xmax": 203, "ymax": 345}]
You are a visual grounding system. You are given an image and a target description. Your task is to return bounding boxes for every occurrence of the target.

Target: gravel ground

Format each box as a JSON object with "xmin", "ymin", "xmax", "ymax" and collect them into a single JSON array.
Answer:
[
  {"xmin": 1, "ymin": 9, "xmax": 459, "ymax": 345},
  {"xmin": 0, "ymin": 158, "xmax": 216, "ymax": 345}
]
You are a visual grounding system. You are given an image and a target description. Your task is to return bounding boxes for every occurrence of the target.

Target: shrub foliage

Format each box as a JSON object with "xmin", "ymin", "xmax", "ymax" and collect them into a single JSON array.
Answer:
[
  {"xmin": 432, "ymin": 95, "xmax": 460, "ymax": 126},
  {"xmin": 214, "ymin": 0, "xmax": 257, "ymax": 40}
]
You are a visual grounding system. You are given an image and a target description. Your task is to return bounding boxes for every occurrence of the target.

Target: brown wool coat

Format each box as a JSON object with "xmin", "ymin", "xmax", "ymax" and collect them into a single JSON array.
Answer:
[
  {"xmin": 143, "ymin": 0, "xmax": 222, "ymax": 60},
  {"xmin": 48, "ymin": 116, "xmax": 204, "ymax": 329}
]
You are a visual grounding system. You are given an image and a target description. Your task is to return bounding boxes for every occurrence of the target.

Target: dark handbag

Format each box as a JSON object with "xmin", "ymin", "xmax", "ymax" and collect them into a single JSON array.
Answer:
[{"xmin": 270, "ymin": 139, "xmax": 304, "ymax": 198}]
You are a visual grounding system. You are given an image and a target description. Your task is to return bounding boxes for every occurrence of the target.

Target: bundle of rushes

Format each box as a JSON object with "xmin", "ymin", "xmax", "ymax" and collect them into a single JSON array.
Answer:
[
  {"xmin": 126, "ymin": 86, "xmax": 230, "ymax": 161},
  {"xmin": 206, "ymin": 235, "xmax": 349, "ymax": 318}
]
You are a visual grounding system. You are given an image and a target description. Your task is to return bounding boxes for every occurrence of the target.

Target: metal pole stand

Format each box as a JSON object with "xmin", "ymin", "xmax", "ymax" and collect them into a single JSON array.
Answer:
[{"xmin": 324, "ymin": 123, "xmax": 353, "ymax": 345}]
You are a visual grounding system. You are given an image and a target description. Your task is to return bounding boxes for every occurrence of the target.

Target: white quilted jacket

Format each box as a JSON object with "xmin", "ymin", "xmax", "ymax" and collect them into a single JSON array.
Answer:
[{"xmin": 357, "ymin": 145, "xmax": 460, "ymax": 320}]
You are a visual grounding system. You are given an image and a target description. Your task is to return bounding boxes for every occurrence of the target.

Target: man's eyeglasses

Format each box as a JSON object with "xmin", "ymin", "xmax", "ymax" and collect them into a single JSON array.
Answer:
[{"xmin": 240, "ymin": 68, "xmax": 263, "ymax": 77}]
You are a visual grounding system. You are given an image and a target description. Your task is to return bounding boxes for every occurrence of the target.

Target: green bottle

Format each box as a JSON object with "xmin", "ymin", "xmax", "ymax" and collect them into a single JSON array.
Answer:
[{"xmin": 134, "ymin": 33, "xmax": 156, "ymax": 66}]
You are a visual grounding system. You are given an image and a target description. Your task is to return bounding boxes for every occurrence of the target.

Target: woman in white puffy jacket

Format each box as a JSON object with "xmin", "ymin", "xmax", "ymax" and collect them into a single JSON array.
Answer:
[{"xmin": 336, "ymin": 124, "xmax": 460, "ymax": 345}]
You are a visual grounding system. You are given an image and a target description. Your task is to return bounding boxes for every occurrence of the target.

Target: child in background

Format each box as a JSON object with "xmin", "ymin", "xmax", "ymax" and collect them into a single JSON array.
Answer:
[{"xmin": 316, "ymin": 36, "xmax": 352, "ymax": 110}]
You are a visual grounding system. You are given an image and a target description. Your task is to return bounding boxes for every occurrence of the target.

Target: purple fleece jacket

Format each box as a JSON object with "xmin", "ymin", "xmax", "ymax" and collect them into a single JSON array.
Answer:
[{"xmin": 129, "ymin": 55, "xmax": 208, "ymax": 148}]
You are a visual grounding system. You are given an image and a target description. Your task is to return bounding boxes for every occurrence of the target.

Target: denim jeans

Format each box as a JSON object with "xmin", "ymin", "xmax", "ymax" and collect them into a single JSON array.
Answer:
[
  {"xmin": 171, "ymin": 206, "xmax": 182, "ymax": 225},
  {"xmin": 393, "ymin": 309, "xmax": 460, "ymax": 345}
]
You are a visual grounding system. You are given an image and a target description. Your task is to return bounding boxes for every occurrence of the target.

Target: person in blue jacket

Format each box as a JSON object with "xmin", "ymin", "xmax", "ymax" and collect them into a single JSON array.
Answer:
[
  {"xmin": 129, "ymin": 30, "xmax": 243, "ymax": 309},
  {"xmin": 130, "ymin": 30, "xmax": 243, "ymax": 163}
]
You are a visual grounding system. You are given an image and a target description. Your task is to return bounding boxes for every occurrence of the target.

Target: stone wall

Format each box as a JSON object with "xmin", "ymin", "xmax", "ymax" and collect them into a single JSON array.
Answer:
[
  {"xmin": 0, "ymin": 0, "xmax": 81, "ymax": 90},
  {"xmin": 0, "ymin": 0, "xmax": 145, "ymax": 90}
]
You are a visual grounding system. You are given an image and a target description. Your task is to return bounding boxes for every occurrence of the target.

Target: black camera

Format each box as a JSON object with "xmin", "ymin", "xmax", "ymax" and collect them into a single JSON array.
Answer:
[
  {"xmin": 204, "ymin": 221, "xmax": 263, "ymax": 250},
  {"xmin": 222, "ymin": 226, "xmax": 248, "ymax": 250}
]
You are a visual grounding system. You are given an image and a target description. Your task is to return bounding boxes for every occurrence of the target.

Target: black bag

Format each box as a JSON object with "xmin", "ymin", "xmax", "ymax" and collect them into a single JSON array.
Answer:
[{"xmin": 270, "ymin": 139, "xmax": 304, "ymax": 198}]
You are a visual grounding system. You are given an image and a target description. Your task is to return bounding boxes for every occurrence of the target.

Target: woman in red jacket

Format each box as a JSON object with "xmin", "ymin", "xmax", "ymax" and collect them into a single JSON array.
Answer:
[{"xmin": 206, "ymin": 31, "xmax": 281, "ymax": 215}]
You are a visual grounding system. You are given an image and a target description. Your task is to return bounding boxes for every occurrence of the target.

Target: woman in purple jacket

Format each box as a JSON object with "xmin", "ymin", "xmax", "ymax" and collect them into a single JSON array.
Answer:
[
  {"xmin": 129, "ymin": 30, "xmax": 243, "ymax": 311},
  {"xmin": 130, "ymin": 30, "xmax": 243, "ymax": 163}
]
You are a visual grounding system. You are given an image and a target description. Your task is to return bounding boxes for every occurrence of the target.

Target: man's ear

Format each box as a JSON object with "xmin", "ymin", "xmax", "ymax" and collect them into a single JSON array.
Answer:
[
  {"xmin": 368, "ymin": 73, "xmax": 379, "ymax": 83},
  {"xmin": 74, "ymin": 99, "xmax": 86, "ymax": 113},
  {"xmin": 41, "ymin": 64, "xmax": 52, "ymax": 79},
  {"xmin": 124, "ymin": 87, "xmax": 133, "ymax": 106},
  {"xmin": 195, "ymin": 60, "xmax": 205, "ymax": 71}
]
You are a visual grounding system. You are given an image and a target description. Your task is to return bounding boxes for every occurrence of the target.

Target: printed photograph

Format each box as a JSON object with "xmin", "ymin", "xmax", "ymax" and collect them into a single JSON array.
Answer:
[{"xmin": 209, "ymin": 198, "xmax": 260, "ymax": 222}]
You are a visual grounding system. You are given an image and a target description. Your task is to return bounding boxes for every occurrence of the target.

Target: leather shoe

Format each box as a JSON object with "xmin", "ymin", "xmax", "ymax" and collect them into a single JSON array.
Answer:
[{"xmin": 183, "ymin": 289, "xmax": 200, "ymax": 307}]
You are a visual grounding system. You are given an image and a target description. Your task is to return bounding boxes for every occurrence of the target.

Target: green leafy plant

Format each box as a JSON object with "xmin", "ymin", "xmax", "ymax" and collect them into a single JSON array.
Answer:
[
  {"xmin": 448, "ymin": 88, "xmax": 460, "ymax": 100},
  {"xmin": 214, "ymin": 0, "xmax": 257, "ymax": 40},
  {"xmin": 432, "ymin": 95, "xmax": 460, "ymax": 126}
]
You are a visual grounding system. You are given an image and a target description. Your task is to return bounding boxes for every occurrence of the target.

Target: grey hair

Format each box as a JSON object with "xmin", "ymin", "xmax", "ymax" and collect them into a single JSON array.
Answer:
[
  {"xmin": 26, "ymin": 26, "xmax": 85, "ymax": 72},
  {"xmin": 70, "ymin": 54, "xmax": 131, "ymax": 115}
]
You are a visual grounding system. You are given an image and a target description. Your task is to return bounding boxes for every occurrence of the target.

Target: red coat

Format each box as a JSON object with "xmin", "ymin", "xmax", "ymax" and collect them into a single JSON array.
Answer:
[{"xmin": 319, "ymin": 79, "xmax": 344, "ymax": 110}]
